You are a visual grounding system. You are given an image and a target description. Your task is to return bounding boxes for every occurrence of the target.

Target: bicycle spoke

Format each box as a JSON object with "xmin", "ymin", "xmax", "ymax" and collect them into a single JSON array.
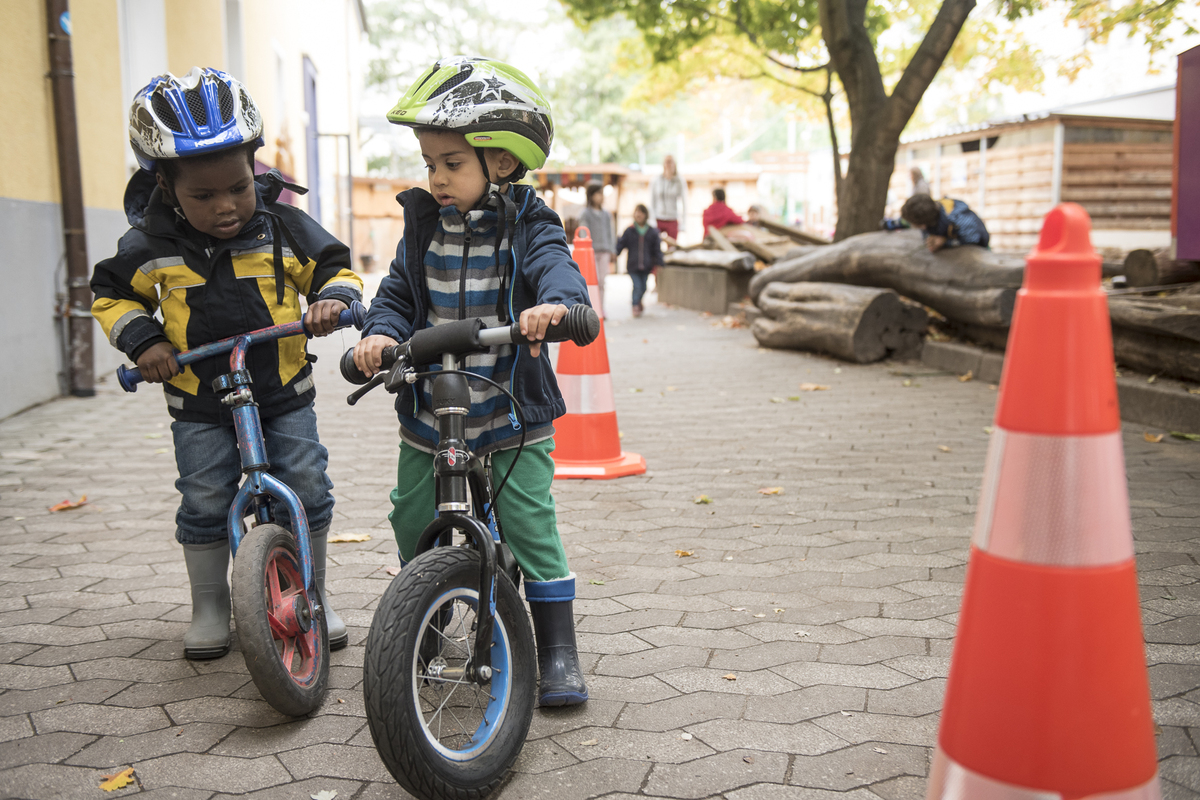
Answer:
[
  {"xmin": 267, "ymin": 612, "xmax": 289, "ymax": 639},
  {"xmin": 280, "ymin": 636, "xmax": 297, "ymax": 670}
]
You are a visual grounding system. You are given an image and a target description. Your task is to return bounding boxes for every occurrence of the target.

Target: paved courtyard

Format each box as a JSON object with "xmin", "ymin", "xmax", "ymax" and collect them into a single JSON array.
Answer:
[{"xmin": 1, "ymin": 278, "xmax": 1198, "ymax": 799}]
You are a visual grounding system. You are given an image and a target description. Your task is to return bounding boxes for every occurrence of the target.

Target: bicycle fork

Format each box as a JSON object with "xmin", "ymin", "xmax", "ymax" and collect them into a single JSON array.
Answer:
[
  {"xmin": 216, "ymin": 335, "xmax": 320, "ymax": 629},
  {"xmin": 413, "ymin": 358, "xmax": 498, "ymax": 684}
]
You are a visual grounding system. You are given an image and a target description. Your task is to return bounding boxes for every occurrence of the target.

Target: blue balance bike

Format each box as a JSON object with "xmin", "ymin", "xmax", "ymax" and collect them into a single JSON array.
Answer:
[{"xmin": 117, "ymin": 302, "xmax": 365, "ymax": 716}]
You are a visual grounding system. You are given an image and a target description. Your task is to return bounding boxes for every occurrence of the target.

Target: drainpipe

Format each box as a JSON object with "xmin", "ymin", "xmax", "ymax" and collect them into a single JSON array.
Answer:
[{"xmin": 46, "ymin": 0, "xmax": 94, "ymax": 397}]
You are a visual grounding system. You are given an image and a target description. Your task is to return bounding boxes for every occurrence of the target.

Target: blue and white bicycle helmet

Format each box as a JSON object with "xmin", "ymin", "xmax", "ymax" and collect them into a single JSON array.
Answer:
[{"xmin": 129, "ymin": 67, "xmax": 264, "ymax": 171}]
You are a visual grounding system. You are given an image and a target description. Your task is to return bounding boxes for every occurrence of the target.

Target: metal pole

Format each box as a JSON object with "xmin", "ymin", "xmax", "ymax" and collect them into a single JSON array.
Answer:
[{"xmin": 45, "ymin": 0, "xmax": 94, "ymax": 397}]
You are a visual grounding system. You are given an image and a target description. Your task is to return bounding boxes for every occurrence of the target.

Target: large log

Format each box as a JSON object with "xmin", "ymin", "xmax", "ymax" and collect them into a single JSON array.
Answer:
[
  {"xmin": 756, "ymin": 217, "xmax": 832, "ymax": 246},
  {"xmin": 752, "ymin": 281, "xmax": 928, "ymax": 363},
  {"xmin": 663, "ymin": 249, "xmax": 755, "ymax": 271},
  {"xmin": 750, "ymin": 230, "xmax": 1025, "ymax": 328},
  {"xmin": 1123, "ymin": 249, "xmax": 1200, "ymax": 287}
]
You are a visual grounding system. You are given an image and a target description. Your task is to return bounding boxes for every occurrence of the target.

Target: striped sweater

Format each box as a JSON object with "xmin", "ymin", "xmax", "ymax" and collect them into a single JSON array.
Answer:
[{"xmin": 400, "ymin": 204, "xmax": 553, "ymax": 456}]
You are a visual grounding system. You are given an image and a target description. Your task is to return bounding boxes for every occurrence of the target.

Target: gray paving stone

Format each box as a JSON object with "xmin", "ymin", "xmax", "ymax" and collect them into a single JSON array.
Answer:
[
  {"xmin": 136, "ymin": 752, "xmax": 292, "ymax": 793},
  {"xmin": 642, "ymin": 748, "xmax": 789, "ymax": 799},
  {"xmin": 553, "ymin": 726, "xmax": 715, "ymax": 764},
  {"xmin": 275, "ymin": 742, "xmax": 392, "ymax": 782},
  {"xmin": 67, "ymin": 723, "xmax": 234, "ymax": 768},
  {"xmin": 0, "ymin": 678, "xmax": 131, "ymax": 716},
  {"xmin": 502, "ymin": 757, "xmax": 649, "ymax": 800},
  {"xmin": 32, "ymin": 703, "xmax": 172, "ymax": 737},
  {"xmin": 616, "ymin": 692, "xmax": 748, "ymax": 733},
  {"xmin": 687, "ymin": 718, "xmax": 847, "ymax": 756},
  {"xmin": 0, "ymin": 762, "xmax": 110, "ymax": 800}
]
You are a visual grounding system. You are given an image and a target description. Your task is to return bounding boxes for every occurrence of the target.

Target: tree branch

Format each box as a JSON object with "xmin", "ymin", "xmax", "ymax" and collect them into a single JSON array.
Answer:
[{"xmin": 884, "ymin": 0, "xmax": 976, "ymax": 136}]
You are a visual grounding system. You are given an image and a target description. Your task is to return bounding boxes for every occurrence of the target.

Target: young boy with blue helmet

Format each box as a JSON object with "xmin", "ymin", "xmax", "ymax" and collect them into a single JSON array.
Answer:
[
  {"xmin": 91, "ymin": 68, "xmax": 363, "ymax": 659},
  {"xmin": 352, "ymin": 56, "xmax": 591, "ymax": 707}
]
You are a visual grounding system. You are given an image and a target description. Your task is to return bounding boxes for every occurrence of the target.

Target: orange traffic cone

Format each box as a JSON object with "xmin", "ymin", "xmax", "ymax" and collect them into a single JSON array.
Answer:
[
  {"xmin": 927, "ymin": 204, "xmax": 1160, "ymax": 800},
  {"xmin": 552, "ymin": 227, "xmax": 646, "ymax": 479}
]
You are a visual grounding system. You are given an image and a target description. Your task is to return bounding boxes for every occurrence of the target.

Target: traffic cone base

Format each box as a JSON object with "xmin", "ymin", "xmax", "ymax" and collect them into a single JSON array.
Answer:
[
  {"xmin": 553, "ymin": 411, "xmax": 646, "ymax": 478},
  {"xmin": 929, "ymin": 748, "xmax": 1161, "ymax": 800}
]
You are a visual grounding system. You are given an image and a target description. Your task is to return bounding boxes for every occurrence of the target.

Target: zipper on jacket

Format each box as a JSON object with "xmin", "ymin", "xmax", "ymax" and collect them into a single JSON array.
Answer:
[{"xmin": 459, "ymin": 228, "xmax": 471, "ymax": 319}]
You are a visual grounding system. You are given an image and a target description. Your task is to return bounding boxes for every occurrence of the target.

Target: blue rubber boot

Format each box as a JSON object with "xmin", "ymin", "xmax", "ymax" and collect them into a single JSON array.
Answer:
[{"xmin": 525, "ymin": 575, "xmax": 588, "ymax": 707}]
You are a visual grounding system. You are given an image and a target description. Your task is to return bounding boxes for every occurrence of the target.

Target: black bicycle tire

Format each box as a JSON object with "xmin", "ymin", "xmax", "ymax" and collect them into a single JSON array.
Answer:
[
  {"xmin": 232, "ymin": 524, "xmax": 330, "ymax": 717},
  {"xmin": 363, "ymin": 547, "xmax": 536, "ymax": 800}
]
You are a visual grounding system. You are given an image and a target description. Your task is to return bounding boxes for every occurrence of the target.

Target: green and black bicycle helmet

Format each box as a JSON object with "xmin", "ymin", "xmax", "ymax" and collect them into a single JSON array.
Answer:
[{"xmin": 387, "ymin": 56, "xmax": 554, "ymax": 183}]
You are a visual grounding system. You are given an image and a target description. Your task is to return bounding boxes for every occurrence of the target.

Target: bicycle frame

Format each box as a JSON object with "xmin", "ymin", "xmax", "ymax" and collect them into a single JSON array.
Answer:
[{"xmin": 118, "ymin": 303, "xmax": 365, "ymax": 606}]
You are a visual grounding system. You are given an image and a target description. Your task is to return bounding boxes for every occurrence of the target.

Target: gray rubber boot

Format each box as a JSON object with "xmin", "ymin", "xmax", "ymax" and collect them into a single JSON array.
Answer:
[
  {"xmin": 526, "ymin": 575, "xmax": 589, "ymax": 707},
  {"xmin": 182, "ymin": 541, "xmax": 232, "ymax": 660},
  {"xmin": 311, "ymin": 528, "xmax": 348, "ymax": 650}
]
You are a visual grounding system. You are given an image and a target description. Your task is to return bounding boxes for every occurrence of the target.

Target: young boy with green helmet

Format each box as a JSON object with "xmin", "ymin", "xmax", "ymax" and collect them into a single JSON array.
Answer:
[{"xmin": 353, "ymin": 56, "xmax": 590, "ymax": 706}]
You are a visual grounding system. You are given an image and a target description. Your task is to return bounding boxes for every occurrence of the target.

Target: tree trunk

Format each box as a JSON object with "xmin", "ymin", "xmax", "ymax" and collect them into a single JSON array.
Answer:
[
  {"xmin": 1123, "ymin": 249, "xmax": 1200, "ymax": 288},
  {"xmin": 750, "ymin": 229, "xmax": 1024, "ymax": 327},
  {"xmin": 752, "ymin": 281, "xmax": 928, "ymax": 362}
]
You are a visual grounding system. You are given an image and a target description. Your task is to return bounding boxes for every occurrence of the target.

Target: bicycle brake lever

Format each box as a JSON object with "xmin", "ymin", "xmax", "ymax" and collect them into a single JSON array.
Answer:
[{"xmin": 346, "ymin": 373, "xmax": 385, "ymax": 406}]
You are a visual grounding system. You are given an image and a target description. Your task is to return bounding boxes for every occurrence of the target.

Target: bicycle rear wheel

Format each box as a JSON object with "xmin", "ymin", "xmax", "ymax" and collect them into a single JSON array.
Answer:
[
  {"xmin": 364, "ymin": 547, "xmax": 535, "ymax": 800},
  {"xmin": 232, "ymin": 523, "xmax": 330, "ymax": 716}
]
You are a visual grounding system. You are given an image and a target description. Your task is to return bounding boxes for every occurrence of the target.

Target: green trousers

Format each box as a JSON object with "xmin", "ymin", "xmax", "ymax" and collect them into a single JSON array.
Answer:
[{"xmin": 388, "ymin": 438, "xmax": 570, "ymax": 583}]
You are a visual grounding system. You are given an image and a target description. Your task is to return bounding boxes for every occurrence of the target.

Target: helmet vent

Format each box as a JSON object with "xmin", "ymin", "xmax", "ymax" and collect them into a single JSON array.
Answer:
[
  {"xmin": 431, "ymin": 69, "xmax": 472, "ymax": 98},
  {"xmin": 217, "ymin": 82, "xmax": 235, "ymax": 124},
  {"xmin": 151, "ymin": 93, "xmax": 184, "ymax": 133},
  {"xmin": 185, "ymin": 90, "xmax": 208, "ymax": 127}
]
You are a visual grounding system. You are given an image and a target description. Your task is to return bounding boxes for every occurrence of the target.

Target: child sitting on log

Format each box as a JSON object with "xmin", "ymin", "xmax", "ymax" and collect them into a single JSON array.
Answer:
[{"xmin": 900, "ymin": 194, "xmax": 990, "ymax": 252}]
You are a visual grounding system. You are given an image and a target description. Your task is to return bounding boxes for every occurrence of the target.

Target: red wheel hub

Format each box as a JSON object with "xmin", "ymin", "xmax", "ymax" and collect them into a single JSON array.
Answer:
[{"xmin": 261, "ymin": 545, "xmax": 321, "ymax": 682}]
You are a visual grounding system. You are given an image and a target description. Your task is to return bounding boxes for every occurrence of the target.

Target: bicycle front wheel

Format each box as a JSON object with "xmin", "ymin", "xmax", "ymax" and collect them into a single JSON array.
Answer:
[
  {"xmin": 364, "ymin": 547, "xmax": 536, "ymax": 800},
  {"xmin": 232, "ymin": 523, "xmax": 330, "ymax": 716}
]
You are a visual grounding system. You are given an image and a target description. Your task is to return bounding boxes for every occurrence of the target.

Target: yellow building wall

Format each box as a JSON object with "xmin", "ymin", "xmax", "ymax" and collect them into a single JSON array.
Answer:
[
  {"xmin": 0, "ymin": 1, "xmax": 126, "ymax": 211},
  {"xmin": 165, "ymin": 0, "xmax": 225, "ymax": 78},
  {"xmin": 0, "ymin": 1, "xmax": 59, "ymax": 204}
]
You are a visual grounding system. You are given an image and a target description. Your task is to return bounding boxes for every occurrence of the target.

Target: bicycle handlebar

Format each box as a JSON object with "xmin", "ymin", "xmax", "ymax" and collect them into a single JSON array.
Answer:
[
  {"xmin": 339, "ymin": 304, "xmax": 601, "ymax": 396},
  {"xmin": 117, "ymin": 300, "xmax": 367, "ymax": 393}
]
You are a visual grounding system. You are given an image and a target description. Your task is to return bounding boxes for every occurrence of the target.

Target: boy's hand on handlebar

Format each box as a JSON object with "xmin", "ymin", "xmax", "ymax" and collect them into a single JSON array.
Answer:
[
  {"xmin": 136, "ymin": 342, "xmax": 180, "ymax": 384},
  {"xmin": 520, "ymin": 303, "xmax": 568, "ymax": 359},
  {"xmin": 305, "ymin": 299, "xmax": 349, "ymax": 337},
  {"xmin": 354, "ymin": 335, "xmax": 400, "ymax": 377}
]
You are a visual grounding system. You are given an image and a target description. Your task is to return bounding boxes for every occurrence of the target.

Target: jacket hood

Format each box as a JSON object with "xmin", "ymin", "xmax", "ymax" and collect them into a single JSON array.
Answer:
[{"xmin": 123, "ymin": 167, "xmax": 306, "ymax": 238}]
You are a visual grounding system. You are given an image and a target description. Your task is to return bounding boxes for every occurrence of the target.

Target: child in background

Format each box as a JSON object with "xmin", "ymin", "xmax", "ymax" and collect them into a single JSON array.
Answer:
[
  {"xmin": 579, "ymin": 183, "xmax": 614, "ymax": 308},
  {"xmin": 900, "ymin": 194, "xmax": 990, "ymax": 252},
  {"xmin": 702, "ymin": 187, "xmax": 744, "ymax": 237},
  {"xmin": 91, "ymin": 68, "xmax": 362, "ymax": 659},
  {"xmin": 352, "ymin": 56, "xmax": 591, "ymax": 707},
  {"xmin": 616, "ymin": 203, "xmax": 663, "ymax": 317}
]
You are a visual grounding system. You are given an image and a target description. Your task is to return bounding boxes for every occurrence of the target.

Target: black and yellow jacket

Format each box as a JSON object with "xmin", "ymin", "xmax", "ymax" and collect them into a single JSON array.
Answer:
[{"xmin": 91, "ymin": 169, "xmax": 363, "ymax": 423}]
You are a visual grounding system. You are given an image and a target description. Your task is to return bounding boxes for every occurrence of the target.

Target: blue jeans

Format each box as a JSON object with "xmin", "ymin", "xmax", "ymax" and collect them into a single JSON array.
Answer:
[
  {"xmin": 630, "ymin": 271, "xmax": 650, "ymax": 307},
  {"xmin": 171, "ymin": 404, "xmax": 334, "ymax": 545}
]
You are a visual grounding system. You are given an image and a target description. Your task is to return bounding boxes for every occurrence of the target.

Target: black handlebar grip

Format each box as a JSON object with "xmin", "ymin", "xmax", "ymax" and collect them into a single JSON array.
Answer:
[
  {"xmin": 540, "ymin": 304, "xmax": 601, "ymax": 346},
  {"xmin": 340, "ymin": 347, "xmax": 370, "ymax": 385}
]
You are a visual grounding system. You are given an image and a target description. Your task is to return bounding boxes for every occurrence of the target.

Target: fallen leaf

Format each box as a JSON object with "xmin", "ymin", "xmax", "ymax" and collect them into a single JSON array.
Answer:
[
  {"xmin": 680, "ymin": 732, "xmax": 693, "ymax": 740},
  {"xmin": 724, "ymin": 556, "xmax": 733, "ymax": 561},
  {"xmin": 385, "ymin": 566, "xmax": 401, "ymax": 576},
  {"xmin": 722, "ymin": 674, "xmax": 737, "ymax": 681},
  {"xmin": 674, "ymin": 550, "xmax": 695, "ymax": 558},
  {"xmin": 311, "ymin": 791, "xmax": 338, "ymax": 800},
  {"xmin": 694, "ymin": 495, "xmax": 712, "ymax": 505},
  {"xmin": 774, "ymin": 608, "xmax": 784, "ymax": 614},
  {"xmin": 770, "ymin": 397, "xmax": 785, "ymax": 403},
  {"xmin": 750, "ymin": 523, "xmax": 761, "ymax": 528},
  {"xmin": 983, "ymin": 426, "xmax": 994, "ymax": 434},
  {"xmin": 1188, "ymin": 387, "xmax": 1200, "ymax": 395},
  {"xmin": 732, "ymin": 607, "xmax": 746, "ymax": 611},
  {"xmin": 666, "ymin": 386, "xmax": 678, "ymax": 392},
  {"xmin": 902, "ymin": 379, "xmax": 918, "ymax": 388},
  {"xmin": 144, "ymin": 433, "xmax": 163, "ymax": 439},
  {"xmin": 757, "ymin": 487, "xmax": 783, "ymax": 495},
  {"xmin": 629, "ymin": 387, "xmax": 643, "ymax": 393},
  {"xmin": 337, "ymin": 698, "xmax": 345, "ymax": 704},
  {"xmin": 753, "ymin": 613, "xmax": 766, "ymax": 618},
  {"xmin": 1148, "ymin": 374, "xmax": 1158, "ymax": 384},
  {"xmin": 938, "ymin": 445, "xmax": 951, "ymax": 453},
  {"xmin": 841, "ymin": 711, "xmax": 853, "ymax": 716},
  {"xmin": 328, "ymin": 533, "xmax": 371, "ymax": 543},
  {"xmin": 743, "ymin": 755, "xmax": 755, "ymax": 764},
  {"xmin": 787, "ymin": 395, "xmax": 801, "ymax": 401},
  {"xmin": 100, "ymin": 767, "xmax": 135, "ymax": 792},
  {"xmin": 958, "ymin": 371, "xmax": 974, "ymax": 382},
  {"xmin": 154, "ymin": 448, "xmax": 169, "ymax": 454},
  {"xmin": 795, "ymin": 630, "xmax": 810, "ymax": 637},
  {"xmin": 798, "ymin": 383, "xmax": 829, "ymax": 392},
  {"xmin": 580, "ymin": 738, "xmax": 599, "ymax": 746},
  {"xmin": 49, "ymin": 495, "xmax": 87, "ymax": 512},
  {"xmin": 589, "ymin": 579, "xmax": 606, "ymax": 585},
  {"xmin": 1170, "ymin": 431, "xmax": 1200, "ymax": 441},
  {"xmin": 873, "ymin": 747, "xmax": 889, "ymax": 754},
  {"xmin": 1144, "ymin": 432, "xmax": 1165, "ymax": 443},
  {"xmin": 618, "ymin": 431, "xmax": 625, "ymax": 438}
]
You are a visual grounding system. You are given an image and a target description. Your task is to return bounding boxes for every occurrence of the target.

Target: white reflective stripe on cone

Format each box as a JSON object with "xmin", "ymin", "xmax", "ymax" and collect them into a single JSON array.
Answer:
[
  {"xmin": 929, "ymin": 748, "xmax": 1162, "ymax": 800},
  {"xmin": 971, "ymin": 429, "xmax": 1133, "ymax": 567},
  {"xmin": 557, "ymin": 373, "xmax": 616, "ymax": 415},
  {"xmin": 588, "ymin": 286, "xmax": 603, "ymax": 317}
]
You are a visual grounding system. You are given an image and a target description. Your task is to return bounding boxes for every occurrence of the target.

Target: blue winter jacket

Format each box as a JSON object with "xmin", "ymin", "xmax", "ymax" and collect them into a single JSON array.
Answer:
[{"xmin": 363, "ymin": 185, "xmax": 591, "ymax": 430}]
